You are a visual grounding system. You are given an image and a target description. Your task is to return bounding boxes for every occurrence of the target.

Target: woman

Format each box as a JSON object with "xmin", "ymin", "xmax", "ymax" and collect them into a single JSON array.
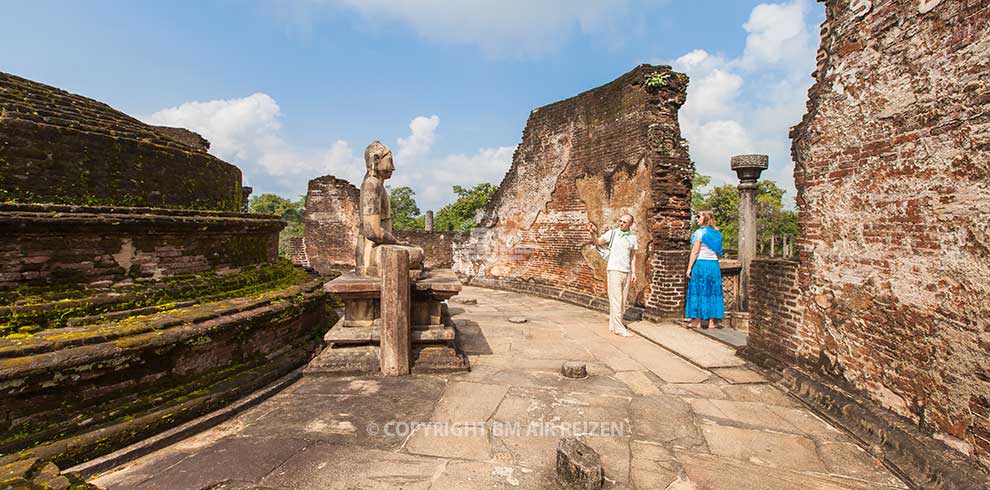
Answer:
[{"xmin": 685, "ymin": 210, "xmax": 724, "ymax": 329}]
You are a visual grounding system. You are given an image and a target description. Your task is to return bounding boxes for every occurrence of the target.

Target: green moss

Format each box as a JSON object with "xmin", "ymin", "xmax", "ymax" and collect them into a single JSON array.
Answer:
[{"xmin": 0, "ymin": 261, "xmax": 311, "ymax": 337}]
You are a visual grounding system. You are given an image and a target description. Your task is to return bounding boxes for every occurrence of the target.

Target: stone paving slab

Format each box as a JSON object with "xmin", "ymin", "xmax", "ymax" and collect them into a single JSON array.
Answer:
[
  {"xmin": 606, "ymin": 336, "xmax": 711, "ymax": 383},
  {"xmin": 90, "ymin": 286, "xmax": 906, "ymax": 490},
  {"xmin": 701, "ymin": 423, "xmax": 827, "ymax": 472},
  {"xmin": 260, "ymin": 445, "xmax": 445, "ymax": 490},
  {"xmin": 123, "ymin": 437, "xmax": 309, "ymax": 490},
  {"xmin": 627, "ymin": 320, "xmax": 746, "ymax": 368},
  {"xmin": 696, "ymin": 325, "xmax": 748, "ymax": 347},
  {"xmin": 710, "ymin": 365, "xmax": 770, "ymax": 384},
  {"xmin": 676, "ymin": 450, "xmax": 901, "ymax": 490}
]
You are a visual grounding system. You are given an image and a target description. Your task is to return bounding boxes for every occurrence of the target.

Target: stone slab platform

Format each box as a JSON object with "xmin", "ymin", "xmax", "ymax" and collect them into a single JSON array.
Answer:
[
  {"xmin": 325, "ymin": 324, "xmax": 456, "ymax": 344},
  {"xmin": 91, "ymin": 286, "xmax": 907, "ymax": 490},
  {"xmin": 324, "ymin": 269, "xmax": 462, "ymax": 298}
]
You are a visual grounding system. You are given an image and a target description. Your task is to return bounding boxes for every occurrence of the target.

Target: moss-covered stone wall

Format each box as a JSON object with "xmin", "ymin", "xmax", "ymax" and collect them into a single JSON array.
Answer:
[
  {"xmin": 0, "ymin": 276, "xmax": 330, "ymax": 468},
  {"xmin": 0, "ymin": 204, "xmax": 283, "ymax": 291},
  {"xmin": 0, "ymin": 72, "xmax": 243, "ymax": 211}
]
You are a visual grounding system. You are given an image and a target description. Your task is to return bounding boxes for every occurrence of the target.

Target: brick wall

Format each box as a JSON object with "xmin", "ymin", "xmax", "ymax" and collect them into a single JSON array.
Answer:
[
  {"xmin": 304, "ymin": 176, "xmax": 360, "ymax": 274},
  {"xmin": 0, "ymin": 204, "xmax": 283, "ymax": 290},
  {"xmin": 0, "ymin": 72, "xmax": 242, "ymax": 211},
  {"xmin": 783, "ymin": 0, "xmax": 990, "ymax": 467},
  {"xmin": 394, "ymin": 230, "xmax": 462, "ymax": 269},
  {"xmin": 453, "ymin": 65, "xmax": 692, "ymax": 316},
  {"xmin": 286, "ymin": 237, "xmax": 310, "ymax": 268},
  {"xmin": 747, "ymin": 258, "xmax": 803, "ymax": 363},
  {"xmin": 303, "ymin": 175, "xmax": 462, "ymax": 273}
]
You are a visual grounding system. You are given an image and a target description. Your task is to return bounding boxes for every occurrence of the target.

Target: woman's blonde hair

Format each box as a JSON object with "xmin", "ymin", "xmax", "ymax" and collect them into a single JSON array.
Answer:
[{"xmin": 696, "ymin": 210, "xmax": 717, "ymax": 228}]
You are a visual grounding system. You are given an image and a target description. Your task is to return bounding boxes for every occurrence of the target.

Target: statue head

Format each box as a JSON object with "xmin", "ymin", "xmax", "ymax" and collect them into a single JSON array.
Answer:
[{"xmin": 364, "ymin": 140, "xmax": 394, "ymax": 180}]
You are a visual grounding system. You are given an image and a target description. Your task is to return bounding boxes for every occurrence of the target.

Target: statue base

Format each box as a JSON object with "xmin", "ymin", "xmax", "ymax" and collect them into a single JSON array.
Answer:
[{"xmin": 306, "ymin": 269, "xmax": 470, "ymax": 376}]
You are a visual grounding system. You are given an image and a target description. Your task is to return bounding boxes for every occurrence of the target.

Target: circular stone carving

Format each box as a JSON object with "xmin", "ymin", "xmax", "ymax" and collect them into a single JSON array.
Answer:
[
  {"xmin": 561, "ymin": 361, "xmax": 588, "ymax": 379},
  {"xmin": 508, "ymin": 316, "xmax": 527, "ymax": 323}
]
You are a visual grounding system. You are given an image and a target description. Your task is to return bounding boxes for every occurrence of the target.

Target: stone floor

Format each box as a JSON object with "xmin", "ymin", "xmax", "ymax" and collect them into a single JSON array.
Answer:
[{"xmin": 90, "ymin": 287, "xmax": 907, "ymax": 490}]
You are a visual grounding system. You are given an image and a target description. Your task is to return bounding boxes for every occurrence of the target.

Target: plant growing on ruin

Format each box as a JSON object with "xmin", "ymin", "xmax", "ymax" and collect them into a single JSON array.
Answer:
[
  {"xmin": 434, "ymin": 183, "xmax": 498, "ymax": 232},
  {"xmin": 644, "ymin": 72, "xmax": 670, "ymax": 89}
]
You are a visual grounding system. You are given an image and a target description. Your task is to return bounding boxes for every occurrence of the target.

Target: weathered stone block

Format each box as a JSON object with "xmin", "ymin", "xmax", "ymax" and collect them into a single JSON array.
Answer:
[
  {"xmin": 556, "ymin": 437, "xmax": 604, "ymax": 490},
  {"xmin": 561, "ymin": 361, "xmax": 588, "ymax": 379}
]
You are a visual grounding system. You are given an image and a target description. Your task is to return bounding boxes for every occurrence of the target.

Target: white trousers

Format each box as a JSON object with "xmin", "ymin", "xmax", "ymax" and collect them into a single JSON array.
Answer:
[{"xmin": 607, "ymin": 270, "xmax": 630, "ymax": 333}]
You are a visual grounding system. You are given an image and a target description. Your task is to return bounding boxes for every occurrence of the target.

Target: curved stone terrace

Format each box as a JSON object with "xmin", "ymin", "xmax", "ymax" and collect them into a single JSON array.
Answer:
[{"xmin": 87, "ymin": 286, "xmax": 907, "ymax": 490}]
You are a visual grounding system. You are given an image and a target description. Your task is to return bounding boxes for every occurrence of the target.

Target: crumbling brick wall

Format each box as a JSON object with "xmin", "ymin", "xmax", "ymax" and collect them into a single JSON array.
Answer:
[
  {"xmin": 394, "ymin": 230, "xmax": 461, "ymax": 269},
  {"xmin": 0, "ymin": 72, "xmax": 243, "ymax": 211},
  {"xmin": 304, "ymin": 176, "xmax": 360, "ymax": 274},
  {"xmin": 0, "ymin": 204, "xmax": 282, "ymax": 290},
  {"xmin": 302, "ymin": 175, "xmax": 460, "ymax": 273},
  {"xmin": 780, "ymin": 0, "xmax": 990, "ymax": 466},
  {"xmin": 454, "ymin": 65, "xmax": 692, "ymax": 315}
]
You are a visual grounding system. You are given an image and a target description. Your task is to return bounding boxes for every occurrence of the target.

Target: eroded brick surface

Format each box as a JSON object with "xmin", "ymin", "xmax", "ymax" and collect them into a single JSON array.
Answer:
[
  {"xmin": 755, "ymin": 0, "xmax": 990, "ymax": 468},
  {"xmin": 303, "ymin": 176, "xmax": 360, "ymax": 274},
  {"xmin": 454, "ymin": 65, "xmax": 692, "ymax": 316}
]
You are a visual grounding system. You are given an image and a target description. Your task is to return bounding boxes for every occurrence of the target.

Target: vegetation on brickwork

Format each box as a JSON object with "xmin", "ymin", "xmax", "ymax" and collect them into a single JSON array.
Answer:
[
  {"xmin": 644, "ymin": 72, "xmax": 671, "ymax": 89},
  {"xmin": 1, "ymin": 288, "xmax": 329, "ymax": 463},
  {"xmin": 0, "ymin": 261, "xmax": 310, "ymax": 336},
  {"xmin": 248, "ymin": 193, "xmax": 304, "ymax": 256},
  {"xmin": 691, "ymin": 172, "xmax": 798, "ymax": 254},
  {"xmin": 434, "ymin": 183, "xmax": 498, "ymax": 231}
]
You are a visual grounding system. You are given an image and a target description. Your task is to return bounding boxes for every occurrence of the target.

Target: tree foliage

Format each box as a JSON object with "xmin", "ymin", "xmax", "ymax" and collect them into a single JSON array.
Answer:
[
  {"xmin": 434, "ymin": 183, "xmax": 497, "ymax": 232},
  {"xmin": 249, "ymin": 193, "xmax": 303, "ymax": 222},
  {"xmin": 387, "ymin": 186, "xmax": 423, "ymax": 231},
  {"xmin": 248, "ymin": 193, "xmax": 305, "ymax": 257},
  {"xmin": 691, "ymin": 173, "xmax": 798, "ymax": 254}
]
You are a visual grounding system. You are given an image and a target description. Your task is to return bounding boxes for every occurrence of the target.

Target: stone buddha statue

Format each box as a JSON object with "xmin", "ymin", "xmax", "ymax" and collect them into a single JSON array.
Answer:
[{"xmin": 355, "ymin": 140, "xmax": 425, "ymax": 276}]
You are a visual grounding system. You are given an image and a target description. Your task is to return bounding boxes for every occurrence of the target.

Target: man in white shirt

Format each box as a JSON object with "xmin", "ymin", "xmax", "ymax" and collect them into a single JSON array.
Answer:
[{"xmin": 586, "ymin": 214, "xmax": 638, "ymax": 337}]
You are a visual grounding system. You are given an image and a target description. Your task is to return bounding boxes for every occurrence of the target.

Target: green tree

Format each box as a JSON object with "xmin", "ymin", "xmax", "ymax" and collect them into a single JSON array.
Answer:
[
  {"xmin": 387, "ymin": 186, "xmax": 423, "ymax": 231},
  {"xmin": 702, "ymin": 184, "xmax": 741, "ymax": 249},
  {"xmin": 691, "ymin": 172, "xmax": 712, "ymax": 217},
  {"xmin": 434, "ymin": 183, "xmax": 498, "ymax": 232},
  {"xmin": 691, "ymin": 176, "xmax": 799, "ymax": 255},
  {"xmin": 248, "ymin": 193, "xmax": 305, "ymax": 257},
  {"xmin": 249, "ymin": 193, "xmax": 303, "ymax": 222}
]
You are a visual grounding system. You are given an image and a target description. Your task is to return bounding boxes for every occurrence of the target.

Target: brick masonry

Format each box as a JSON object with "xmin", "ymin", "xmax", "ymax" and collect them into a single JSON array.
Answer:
[
  {"xmin": 0, "ymin": 72, "xmax": 243, "ymax": 211},
  {"xmin": 302, "ymin": 175, "xmax": 466, "ymax": 273},
  {"xmin": 394, "ymin": 230, "xmax": 463, "ymax": 269},
  {"xmin": 747, "ymin": 258, "xmax": 803, "ymax": 363},
  {"xmin": 749, "ymin": 0, "xmax": 990, "ymax": 472},
  {"xmin": 0, "ymin": 75, "xmax": 329, "ymax": 468},
  {"xmin": 303, "ymin": 176, "xmax": 360, "ymax": 274},
  {"xmin": 453, "ymin": 65, "xmax": 693, "ymax": 317},
  {"xmin": 0, "ymin": 204, "xmax": 283, "ymax": 290}
]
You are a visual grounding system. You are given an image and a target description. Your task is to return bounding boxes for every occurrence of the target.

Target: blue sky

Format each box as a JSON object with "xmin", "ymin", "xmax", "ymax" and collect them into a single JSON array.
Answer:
[{"xmin": 1, "ymin": 0, "xmax": 823, "ymax": 211}]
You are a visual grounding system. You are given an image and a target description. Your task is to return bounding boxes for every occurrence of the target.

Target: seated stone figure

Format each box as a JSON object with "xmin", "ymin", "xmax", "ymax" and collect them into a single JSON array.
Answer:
[{"xmin": 355, "ymin": 140, "xmax": 425, "ymax": 276}]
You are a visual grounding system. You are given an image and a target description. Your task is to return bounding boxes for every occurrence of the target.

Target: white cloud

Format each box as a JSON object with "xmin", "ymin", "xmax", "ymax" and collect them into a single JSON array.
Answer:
[
  {"xmin": 681, "ymin": 68, "xmax": 744, "ymax": 119},
  {"xmin": 271, "ymin": 0, "xmax": 633, "ymax": 59},
  {"xmin": 145, "ymin": 97, "xmax": 510, "ymax": 211},
  {"xmin": 145, "ymin": 93, "xmax": 282, "ymax": 164},
  {"xmin": 740, "ymin": 0, "xmax": 815, "ymax": 68},
  {"xmin": 665, "ymin": 0, "xmax": 819, "ymax": 207},
  {"xmin": 396, "ymin": 115, "xmax": 439, "ymax": 164},
  {"xmin": 146, "ymin": 94, "xmax": 363, "ymax": 194}
]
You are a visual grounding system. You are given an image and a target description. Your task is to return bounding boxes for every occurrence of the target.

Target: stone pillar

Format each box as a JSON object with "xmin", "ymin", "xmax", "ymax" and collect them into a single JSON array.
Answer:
[
  {"xmin": 380, "ymin": 246, "xmax": 411, "ymax": 376},
  {"xmin": 425, "ymin": 210, "xmax": 434, "ymax": 232},
  {"xmin": 731, "ymin": 154, "xmax": 768, "ymax": 311}
]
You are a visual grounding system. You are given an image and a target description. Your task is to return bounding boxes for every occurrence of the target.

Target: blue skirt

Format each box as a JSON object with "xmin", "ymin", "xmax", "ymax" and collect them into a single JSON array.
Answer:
[{"xmin": 685, "ymin": 259, "xmax": 724, "ymax": 319}]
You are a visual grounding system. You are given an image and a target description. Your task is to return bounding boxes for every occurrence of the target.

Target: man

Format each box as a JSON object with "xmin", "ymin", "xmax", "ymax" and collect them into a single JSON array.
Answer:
[{"xmin": 586, "ymin": 214, "xmax": 638, "ymax": 337}]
